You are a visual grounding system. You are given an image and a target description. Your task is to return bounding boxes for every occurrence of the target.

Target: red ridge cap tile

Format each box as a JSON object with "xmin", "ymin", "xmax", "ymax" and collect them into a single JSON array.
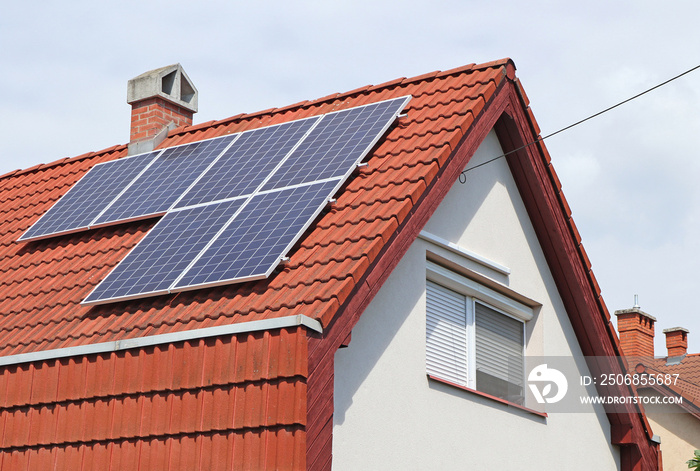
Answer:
[
  {"xmin": 309, "ymin": 297, "xmax": 340, "ymax": 327},
  {"xmin": 169, "ymin": 124, "xmax": 190, "ymax": 135},
  {"xmin": 401, "ymin": 70, "xmax": 440, "ymax": 86},
  {"xmin": 526, "ymin": 107, "xmax": 541, "ymax": 136},
  {"xmin": 10, "ymin": 147, "xmax": 125, "ymax": 180},
  {"xmin": 436, "ymin": 63, "xmax": 477, "ymax": 78},
  {"xmin": 549, "ymin": 163, "xmax": 563, "ymax": 192},
  {"xmin": 367, "ymin": 76, "xmax": 406, "ymax": 92},
  {"xmin": 579, "ymin": 244, "xmax": 593, "ymax": 272},
  {"xmin": 569, "ymin": 217, "xmax": 583, "ymax": 245},
  {"xmin": 273, "ymin": 99, "xmax": 311, "ymax": 114},
  {"xmin": 336, "ymin": 85, "xmax": 373, "ymax": 100},
  {"xmin": 17, "ymin": 162, "xmax": 47, "ymax": 175},
  {"xmin": 588, "ymin": 269, "xmax": 602, "ymax": 298},
  {"xmin": 558, "ymin": 192, "xmax": 573, "ymax": 222},
  {"xmin": 0, "ymin": 168, "xmax": 21, "ymax": 180},
  {"xmin": 212, "ymin": 112, "xmax": 247, "ymax": 127},
  {"xmin": 242, "ymin": 107, "xmax": 278, "ymax": 120},
  {"xmin": 183, "ymin": 120, "xmax": 218, "ymax": 134},
  {"xmin": 98, "ymin": 144, "xmax": 125, "ymax": 154},
  {"xmin": 538, "ymin": 141, "xmax": 553, "ymax": 164},
  {"xmin": 473, "ymin": 57, "xmax": 513, "ymax": 71},
  {"xmin": 306, "ymin": 93, "xmax": 340, "ymax": 107},
  {"xmin": 514, "ymin": 77, "xmax": 530, "ymax": 106}
]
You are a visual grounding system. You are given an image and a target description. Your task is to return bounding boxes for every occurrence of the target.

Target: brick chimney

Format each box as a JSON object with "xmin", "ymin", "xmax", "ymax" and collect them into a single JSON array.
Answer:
[
  {"xmin": 663, "ymin": 327, "xmax": 689, "ymax": 357},
  {"xmin": 127, "ymin": 64, "xmax": 198, "ymax": 155},
  {"xmin": 615, "ymin": 307, "xmax": 657, "ymax": 358}
]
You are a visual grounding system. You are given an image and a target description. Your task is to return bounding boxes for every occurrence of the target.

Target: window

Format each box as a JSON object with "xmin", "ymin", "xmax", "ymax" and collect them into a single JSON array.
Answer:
[{"xmin": 426, "ymin": 262, "xmax": 533, "ymax": 405}]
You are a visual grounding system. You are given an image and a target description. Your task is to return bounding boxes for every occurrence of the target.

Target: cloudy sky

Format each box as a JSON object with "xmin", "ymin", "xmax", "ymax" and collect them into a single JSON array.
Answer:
[{"xmin": 2, "ymin": 1, "xmax": 699, "ymax": 353}]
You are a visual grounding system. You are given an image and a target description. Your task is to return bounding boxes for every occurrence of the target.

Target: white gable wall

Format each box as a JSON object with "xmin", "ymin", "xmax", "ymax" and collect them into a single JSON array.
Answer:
[{"xmin": 332, "ymin": 130, "xmax": 620, "ymax": 470}]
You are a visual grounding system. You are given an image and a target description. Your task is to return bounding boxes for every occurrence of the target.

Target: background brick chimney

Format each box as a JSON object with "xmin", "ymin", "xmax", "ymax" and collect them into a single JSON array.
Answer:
[
  {"xmin": 663, "ymin": 327, "xmax": 689, "ymax": 357},
  {"xmin": 127, "ymin": 64, "xmax": 198, "ymax": 155},
  {"xmin": 615, "ymin": 307, "xmax": 657, "ymax": 358}
]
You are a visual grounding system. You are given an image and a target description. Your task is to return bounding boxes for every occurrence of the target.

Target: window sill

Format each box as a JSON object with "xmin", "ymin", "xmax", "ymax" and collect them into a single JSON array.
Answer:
[{"xmin": 428, "ymin": 374, "xmax": 548, "ymax": 418}]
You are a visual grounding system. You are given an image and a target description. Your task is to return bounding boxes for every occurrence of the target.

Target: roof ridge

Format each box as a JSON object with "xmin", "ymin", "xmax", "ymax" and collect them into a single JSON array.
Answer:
[
  {"xmin": 167, "ymin": 59, "xmax": 513, "ymax": 139},
  {"xmin": 0, "ymin": 145, "xmax": 127, "ymax": 183}
]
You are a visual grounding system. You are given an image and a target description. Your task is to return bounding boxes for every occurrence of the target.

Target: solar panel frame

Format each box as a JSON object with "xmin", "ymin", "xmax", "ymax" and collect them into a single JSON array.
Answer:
[
  {"xmin": 91, "ymin": 134, "xmax": 238, "ymax": 227},
  {"xmin": 82, "ymin": 197, "xmax": 247, "ymax": 305},
  {"xmin": 18, "ymin": 150, "xmax": 161, "ymax": 242},
  {"xmin": 171, "ymin": 178, "xmax": 342, "ymax": 292},
  {"xmin": 261, "ymin": 96, "xmax": 411, "ymax": 192},
  {"xmin": 173, "ymin": 116, "xmax": 320, "ymax": 209}
]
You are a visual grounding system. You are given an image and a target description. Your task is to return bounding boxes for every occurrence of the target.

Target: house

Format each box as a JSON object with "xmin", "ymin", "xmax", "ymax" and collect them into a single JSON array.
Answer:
[
  {"xmin": 0, "ymin": 60, "xmax": 661, "ymax": 470},
  {"xmin": 616, "ymin": 306, "xmax": 700, "ymax": 470}
]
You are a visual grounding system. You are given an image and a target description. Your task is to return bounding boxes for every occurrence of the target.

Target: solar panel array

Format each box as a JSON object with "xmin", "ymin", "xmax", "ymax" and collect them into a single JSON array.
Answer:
[{"xmin": 20, "ymin": 96, "xmax": 411, "ymax": 305}]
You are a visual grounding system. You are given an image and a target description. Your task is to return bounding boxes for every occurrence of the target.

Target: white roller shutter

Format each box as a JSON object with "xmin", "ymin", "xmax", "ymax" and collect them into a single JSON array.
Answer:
[
  {"xmin": 474, "ymin": 301, "xmax": 524, "ymax": 399},
  {"xmin": 426, "ymin": 281, "xmax": 467, "ymax": 386}
]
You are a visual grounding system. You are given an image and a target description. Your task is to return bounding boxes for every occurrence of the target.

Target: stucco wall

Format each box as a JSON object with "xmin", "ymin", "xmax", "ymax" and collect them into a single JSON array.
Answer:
[
  {"xmin": 639, "ymin": 390, "xmax": 700, "ymax": 471},
  {"xmin": 332, "ymin": 130, "xmax": 620, "ymax": 470}
]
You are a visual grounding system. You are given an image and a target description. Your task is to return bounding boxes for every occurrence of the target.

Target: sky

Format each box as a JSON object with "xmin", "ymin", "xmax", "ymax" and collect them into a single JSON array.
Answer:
[{"xmin": 2, "ymin": 1, "xmax": 699, "ymax": 354}]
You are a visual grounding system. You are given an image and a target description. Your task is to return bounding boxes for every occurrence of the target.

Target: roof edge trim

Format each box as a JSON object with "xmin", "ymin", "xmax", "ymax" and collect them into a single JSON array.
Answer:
[{"xmin": 0, "ymin": 314, "xmax": 322, "ymax": 367}]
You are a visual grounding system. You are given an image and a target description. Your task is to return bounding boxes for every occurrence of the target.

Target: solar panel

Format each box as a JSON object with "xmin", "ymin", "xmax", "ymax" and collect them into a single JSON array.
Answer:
[
  {"xmin": 261, "ymin": 96, "xmax": 410, "ymax": 191},
  {"xmin": 18, "ymin": 150, "xmax": 159, "ymax": 241},
  {"xmin": 17, "ymin": 95, "xmax": 413, "ymax": 306},
  {"xmin": 83, "ymin": 198, "xmax": 246, "ymax": 305},
  {"xmin": 174, "ymin": 116, "xmax": 319, "ymax": 209},
  {"xmin": 92, "ymin": 135, "xmax": 236, "ymax": 226},
  {"xmin": 172, "ymin": 179, "xmax": 340, "ymax": 291}
]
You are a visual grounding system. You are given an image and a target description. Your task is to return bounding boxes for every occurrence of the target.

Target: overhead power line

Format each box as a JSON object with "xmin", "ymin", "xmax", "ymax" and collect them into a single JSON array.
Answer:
[{"xmin": 459, "ymin": 63, "xmax": 700, "ymax": 183}]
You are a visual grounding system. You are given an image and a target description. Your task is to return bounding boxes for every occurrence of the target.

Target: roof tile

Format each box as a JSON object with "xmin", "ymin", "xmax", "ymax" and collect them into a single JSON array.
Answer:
[
  {"xmin": 435, "ymin": 63, "xmax": 476, "ymax": 79},
  {"xmin": 633, "ymin": 354, "xmax": 700, "ymax": 411}
]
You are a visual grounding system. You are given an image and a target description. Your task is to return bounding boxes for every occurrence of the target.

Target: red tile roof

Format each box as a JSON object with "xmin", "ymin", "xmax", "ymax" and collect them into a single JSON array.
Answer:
[
  {"xmin": 0, "ymin": 328, "xmax": 308, "ymax": 469},
  {"xmin": 0, "ymin": 59, "xmax": 661, "ymax": 469},
  {"xmin": 0, "ymin": 61, "xmax": 508, "ymax": 357},
  {"xmin": 635, "ymin": 353, "xmax": 700, "ymax": 415}
]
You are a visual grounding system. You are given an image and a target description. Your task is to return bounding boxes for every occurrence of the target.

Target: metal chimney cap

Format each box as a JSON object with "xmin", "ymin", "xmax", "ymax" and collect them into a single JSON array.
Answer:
[{"xmin": 127, "ymin": 63, "xmax": 198, "ymax": 113}]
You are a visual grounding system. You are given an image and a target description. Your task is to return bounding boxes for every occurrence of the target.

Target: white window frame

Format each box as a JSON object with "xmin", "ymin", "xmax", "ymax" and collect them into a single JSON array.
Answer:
[
  {"xmin": 426, "ymin": 261, "xmax": 533, "ymax": 400},
  {"xmin": 427, "ymin": 261, "xmax": 533, "ymax": 323}
]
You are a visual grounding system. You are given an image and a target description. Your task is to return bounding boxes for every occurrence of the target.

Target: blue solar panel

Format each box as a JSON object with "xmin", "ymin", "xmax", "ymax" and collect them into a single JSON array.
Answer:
[
  {"xmin": 92, "ymin": 135, "xmax": 236, "ymax": 226},
  {"xmin": 50, "ymin": 96, "xmax": 412, "ymax": 305},
  {"xmin": 174, "ymin": 117, "xmax": 319, "ymax": 209},
  {"xmin": 83, "ymin": 198, "xmax": 246, "ymax": 305},
  {"xmin": 18, "ymin": 151, "xmax": 159, "ymax": 241},
  {"xmin": 172, "ymin": 179, "xmax": 340, "ymax": 291},
  {"xmin": 261, "ymin": 96, "xmax": 409, "ymax": 191}
]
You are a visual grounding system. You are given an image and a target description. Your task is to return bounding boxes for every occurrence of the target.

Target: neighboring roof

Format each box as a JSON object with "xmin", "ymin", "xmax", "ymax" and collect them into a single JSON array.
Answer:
[
  {"xmin": 0, "ymin": 59, "xmax": 661, "ymax": 469},
  {"xmin": 635, "ymin": 353, "xmax": 700, "ymax": 416}
]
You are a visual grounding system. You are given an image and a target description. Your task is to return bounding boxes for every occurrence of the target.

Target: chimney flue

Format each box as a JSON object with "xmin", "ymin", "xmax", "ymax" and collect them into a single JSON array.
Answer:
[
  {"xmin": 127, "ymin": 64, "xmax": 198, "ymax": 155},
  {"xmin": 663, "ymin": 327, "xmax": 689, "ymax": 357},
  {"xmin": 615, "ymin": 307, "xmax": 657, "ymax": 358}
]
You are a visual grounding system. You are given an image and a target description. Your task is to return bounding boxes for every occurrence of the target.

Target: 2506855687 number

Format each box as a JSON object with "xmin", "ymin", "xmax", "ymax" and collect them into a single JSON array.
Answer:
[{"xmin": 598, "ymin": 373, "xmax": 679, "ymax": 386}]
